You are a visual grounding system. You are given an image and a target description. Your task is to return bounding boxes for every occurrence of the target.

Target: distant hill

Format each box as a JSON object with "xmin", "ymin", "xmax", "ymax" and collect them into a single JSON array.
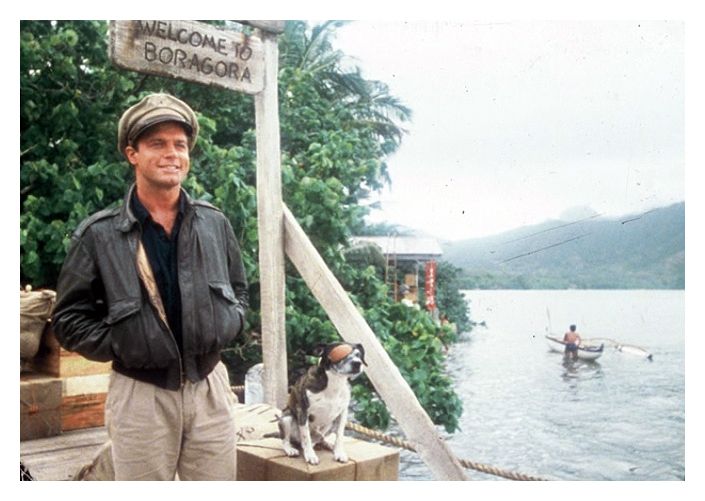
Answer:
[{"xmin": 441, "ymin": 202, "xmax": 684, "ymax": 289}]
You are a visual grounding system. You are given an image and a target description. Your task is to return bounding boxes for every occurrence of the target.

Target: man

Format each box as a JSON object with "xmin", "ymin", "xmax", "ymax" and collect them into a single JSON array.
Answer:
[
  {"xmin": 563, "ymin": 324, "xmax": 581, "ymax": 360},
  {"xmin": 52, "ymin": 93, "xmax": 248, "ymax": 480}
]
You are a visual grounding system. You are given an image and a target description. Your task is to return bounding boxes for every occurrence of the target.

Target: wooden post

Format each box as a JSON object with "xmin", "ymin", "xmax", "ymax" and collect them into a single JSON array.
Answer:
[
  {"xmin": 283, "ymin": 205, "xmax": 468, "ymax": 480},
  {"xmin": 254, "ymin": 30, "xmax": 288, "ymax": 409}
]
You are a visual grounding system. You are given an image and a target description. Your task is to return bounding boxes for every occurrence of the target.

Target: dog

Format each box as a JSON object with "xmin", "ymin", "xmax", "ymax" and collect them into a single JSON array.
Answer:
[{"xmin": 274, "ymin": 342, "xmax": 366, "ymax": 465}]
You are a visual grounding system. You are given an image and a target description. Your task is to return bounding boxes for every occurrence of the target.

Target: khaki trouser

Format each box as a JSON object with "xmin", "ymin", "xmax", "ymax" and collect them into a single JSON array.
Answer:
[{"xmin": 105, "ymin": 362, "xmax": 237, "ymax": 480}]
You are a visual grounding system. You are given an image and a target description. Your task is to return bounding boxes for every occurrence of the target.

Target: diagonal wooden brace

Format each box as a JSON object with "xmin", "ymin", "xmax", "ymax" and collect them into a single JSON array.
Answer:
[{"xmin": 282, "ymin": 204, "xmax": 467, "ymax": 480}]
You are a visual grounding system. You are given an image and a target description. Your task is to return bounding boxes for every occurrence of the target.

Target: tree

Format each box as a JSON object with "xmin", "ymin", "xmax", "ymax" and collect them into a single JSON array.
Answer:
[
  {"xmin": 434, "ymin": 261, "xmax": 473, "ymax": 334},
  {"xmin": 20, "ymin": 20, "xmax": 463, "ymax": 433}
]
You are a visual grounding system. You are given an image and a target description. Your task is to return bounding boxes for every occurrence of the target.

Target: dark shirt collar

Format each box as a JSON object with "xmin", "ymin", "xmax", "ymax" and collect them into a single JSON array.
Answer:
[{"xmin": 130, "ymin": 189, "xmax": 186, "ymax": 225}]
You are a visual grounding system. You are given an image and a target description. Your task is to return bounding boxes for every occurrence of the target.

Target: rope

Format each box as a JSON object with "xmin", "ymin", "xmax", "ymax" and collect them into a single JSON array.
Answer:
[
  {"xmin": 230, "ymin": 387, "xmax": 546, "ymax": 480},
  {"xmin": 345, "ymin": 422, "xmax": 547, "ymax": 481}
]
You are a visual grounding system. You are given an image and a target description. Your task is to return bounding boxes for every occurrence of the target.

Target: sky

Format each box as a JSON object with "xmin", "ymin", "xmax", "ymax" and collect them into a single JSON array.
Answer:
[{"xmin": 332, "ymin": 20, "xmax": 684, "ymax": 241}]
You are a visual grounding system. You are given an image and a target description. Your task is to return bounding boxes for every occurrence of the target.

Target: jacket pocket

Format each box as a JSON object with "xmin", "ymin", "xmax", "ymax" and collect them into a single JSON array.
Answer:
[
  {"xmin": 106, "ymin": 297, "xmax": 177, "ymax": 368},
  {"xmin": 210, "ymin": 281, "xmax": 237, "ymax": 303},
  {"xmin": 106, "ymin": 298, "xmax": 141, "ymax": 325},
  {"xmin": 207, "ymin": 281, "xmax": 243, "ymax": 350}
]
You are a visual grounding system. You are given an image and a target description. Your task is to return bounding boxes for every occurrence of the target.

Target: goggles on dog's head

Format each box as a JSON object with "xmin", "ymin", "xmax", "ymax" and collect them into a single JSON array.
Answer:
[{"xmin": 328, "ymin": 344, "xmax": 353, "ymax": 363}]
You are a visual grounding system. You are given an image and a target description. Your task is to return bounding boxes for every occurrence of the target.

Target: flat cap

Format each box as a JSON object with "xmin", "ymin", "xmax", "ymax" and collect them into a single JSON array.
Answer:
[{"xmin": 117, "ymin": 93, "xmax": 199, "ymax": 154}]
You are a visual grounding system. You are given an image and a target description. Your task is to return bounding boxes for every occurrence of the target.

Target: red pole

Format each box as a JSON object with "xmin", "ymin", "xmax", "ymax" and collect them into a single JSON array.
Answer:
[{"xmin": 425, "ymin": 260, "xmax": 437, "ymax": 312}]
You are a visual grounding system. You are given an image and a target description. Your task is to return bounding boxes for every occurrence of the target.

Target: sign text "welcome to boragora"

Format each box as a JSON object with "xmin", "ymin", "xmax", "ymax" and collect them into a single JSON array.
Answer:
[{"xmin": 110, "ymin": 20, "xmax": 264, "ymax": 94}]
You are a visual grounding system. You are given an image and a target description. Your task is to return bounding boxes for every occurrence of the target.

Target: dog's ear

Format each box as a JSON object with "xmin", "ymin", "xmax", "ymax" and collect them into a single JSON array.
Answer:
[
  {"xmin": 310, "ymin": 343, "xmax": 328, "ymax": 358},
  {"xmin": 356, "ymin": 343, "xmax": 368, "ymax": 366}
]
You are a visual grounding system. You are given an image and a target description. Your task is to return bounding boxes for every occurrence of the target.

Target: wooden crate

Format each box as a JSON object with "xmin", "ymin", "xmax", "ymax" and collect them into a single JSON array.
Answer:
[
  {"xmin": 61, "ymin": 373, "xmax": 110, "ymax": 431},
  {"xmin": 59, "ymin": 350, "xmax": 112, "ymax": 378},
  {"xmin": 26, "ymin": 325, "xmax": 111, "ymax": 378},
  {"xmin": 22, "ymin": 324, "xmax": 111, "ymax": 433},
  {"xmin": 20, "ymin": 375, "xmax": 63, "ymax": 440},
  {"xmin": 237, "ymin": 437, "xmax": 399, "ymax": 481},
  {"xmin": 62, "ymin": 393, "xmax": 107, "ymax": 431},
  {"xmin": 23, "ymin": 323, "xmax": 61, "ymax": 376}
]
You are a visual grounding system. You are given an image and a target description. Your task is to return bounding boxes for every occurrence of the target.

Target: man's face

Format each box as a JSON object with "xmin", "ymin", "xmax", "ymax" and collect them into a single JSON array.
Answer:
[{"xmin": 125, "ymin": 122, "xmax": 191, "ymax": 191}]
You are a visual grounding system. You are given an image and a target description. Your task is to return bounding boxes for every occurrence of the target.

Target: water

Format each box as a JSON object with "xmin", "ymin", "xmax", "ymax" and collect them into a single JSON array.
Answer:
[{"xmin": 398, "ymin": 290, "xmax": 685, "ymax": 481}]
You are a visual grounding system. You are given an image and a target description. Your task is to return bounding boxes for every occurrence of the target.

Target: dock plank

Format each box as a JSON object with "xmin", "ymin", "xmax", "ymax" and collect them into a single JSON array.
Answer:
[{"xmin": 20, "ymin": 426, "xmax": 108, "ymax": 480}]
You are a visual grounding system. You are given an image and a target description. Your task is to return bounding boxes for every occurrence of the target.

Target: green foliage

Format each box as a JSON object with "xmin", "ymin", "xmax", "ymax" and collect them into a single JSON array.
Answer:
[
  {"xmin": 21, "ymin": 21, "xmax": 137, "ymax": 285},
  {"xmin": 434, "ymin": 261, "xmax": 473, "ymax": 334},
  {"xmin": 20, "ymin": 20, "xmax": 463, "ymax": 433},
  {"xmin": 363, "ymin": 301, "xmax": 462, "ymax": 432}
]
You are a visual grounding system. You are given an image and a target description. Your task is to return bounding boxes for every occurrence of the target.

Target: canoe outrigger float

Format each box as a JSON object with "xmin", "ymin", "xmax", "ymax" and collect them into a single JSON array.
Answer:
[
  {"xmin": 545, "ymin": 335, "xmax": 604, "ymax": 361},
  {"xmin": 583, "ymin": 338, "xmax": 653, "ymax": 360}
]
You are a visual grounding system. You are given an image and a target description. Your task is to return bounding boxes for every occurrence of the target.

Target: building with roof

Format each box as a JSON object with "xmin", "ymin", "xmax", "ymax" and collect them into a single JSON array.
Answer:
[
  {"xmin": 350, "ymin": 235, "xmax": 442, "ymax": 309},
  {"xmin": 349, "ymin": 236, "xmax": 442, "ymax": 263}
]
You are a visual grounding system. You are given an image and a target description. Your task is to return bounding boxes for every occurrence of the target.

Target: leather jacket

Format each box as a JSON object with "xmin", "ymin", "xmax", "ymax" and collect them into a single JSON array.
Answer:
[{"xmin": 52, "ymin": 185, "xmax": 249, "ymax": 390}]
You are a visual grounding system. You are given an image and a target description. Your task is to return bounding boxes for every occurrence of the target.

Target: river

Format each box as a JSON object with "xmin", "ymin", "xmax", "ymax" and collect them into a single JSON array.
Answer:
[{"xmin": 398, "ymin": 289, "xmax": 685, "ymax": 481}]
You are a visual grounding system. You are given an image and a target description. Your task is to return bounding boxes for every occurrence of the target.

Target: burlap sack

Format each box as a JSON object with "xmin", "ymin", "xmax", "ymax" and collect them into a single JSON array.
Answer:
[{"xmin": 20, "ymin": 288, "xmax": 56, "ymax": 362}]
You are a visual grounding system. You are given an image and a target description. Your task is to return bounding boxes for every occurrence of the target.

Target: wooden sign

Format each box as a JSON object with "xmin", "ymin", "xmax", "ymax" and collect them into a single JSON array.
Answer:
[{"xmin": 109, "ymin": 20, "xmax": 265, "ymax": 94}]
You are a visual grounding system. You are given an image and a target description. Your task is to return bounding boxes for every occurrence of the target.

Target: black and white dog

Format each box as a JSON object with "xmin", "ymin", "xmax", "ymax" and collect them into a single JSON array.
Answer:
[{"xmin": 275, "ymin": 342, "xmax": 366, "ymax": 465}]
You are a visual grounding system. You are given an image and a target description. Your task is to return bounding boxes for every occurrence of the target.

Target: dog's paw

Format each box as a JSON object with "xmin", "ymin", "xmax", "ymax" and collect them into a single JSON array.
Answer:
[
  {"xmin": 283, "ymin": 444, "xmax": 300, "ymax": 457},
  {"xmin": 334, "ymin": 450, "xmax": 349, "ymax": 463},
  {"xmin": 303, "ymin": 450, "xmax": 320, "ymax": 465}
]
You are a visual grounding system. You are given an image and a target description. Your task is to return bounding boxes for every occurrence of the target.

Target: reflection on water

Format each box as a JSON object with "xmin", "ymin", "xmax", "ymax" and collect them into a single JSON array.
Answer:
[
  {"xmin": 560, "ymin": 359, "xmax": 603, "ymax": 382},
  {"xmin": 397, "ymin": 290, "xmax": 684, "ymax": 481}
]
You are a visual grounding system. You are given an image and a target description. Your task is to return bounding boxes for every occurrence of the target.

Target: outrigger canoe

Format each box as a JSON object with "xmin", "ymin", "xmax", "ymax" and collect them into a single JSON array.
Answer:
[
  {"xmin": 585, "ymin": 338, "xmax": 654, "ymax": 360},
  {"xmin": 545, "ymin": 335, "xmax": 604, "ymax": 361}
]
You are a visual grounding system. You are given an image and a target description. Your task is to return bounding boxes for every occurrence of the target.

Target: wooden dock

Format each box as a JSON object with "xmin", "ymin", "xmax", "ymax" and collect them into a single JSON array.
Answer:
[
  {"xmin": 21, "ymin": 426, "xmax": 108, "ymax": 481},
  {"xmin": 20, "ymin": 403, "xmax": 400, "ymax": 481}
]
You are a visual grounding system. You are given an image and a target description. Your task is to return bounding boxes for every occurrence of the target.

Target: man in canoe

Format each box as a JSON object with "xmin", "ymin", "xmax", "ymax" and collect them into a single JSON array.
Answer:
[{"xmin": 563, "ymin": 324, "xmax": 582, "ymax": 360}]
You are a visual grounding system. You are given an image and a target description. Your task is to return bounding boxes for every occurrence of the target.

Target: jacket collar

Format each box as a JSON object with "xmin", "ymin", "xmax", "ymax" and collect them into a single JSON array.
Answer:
[{"xmin": 116, "ymin": 183, "xmax": 193, "ymax": 233}]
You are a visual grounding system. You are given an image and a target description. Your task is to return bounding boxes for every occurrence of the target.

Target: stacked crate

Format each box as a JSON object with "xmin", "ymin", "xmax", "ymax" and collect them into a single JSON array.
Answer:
[
  {"xmin": 237, "ymin": 437, "xmax": 400, "ymax": 480},
  {"xmin": 20, "ymin": 374, "xmax": 62, "ymax": 440},
  {"xmin": 21, "ymin": 324, "xmax": 111, "ymax": 440}
]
